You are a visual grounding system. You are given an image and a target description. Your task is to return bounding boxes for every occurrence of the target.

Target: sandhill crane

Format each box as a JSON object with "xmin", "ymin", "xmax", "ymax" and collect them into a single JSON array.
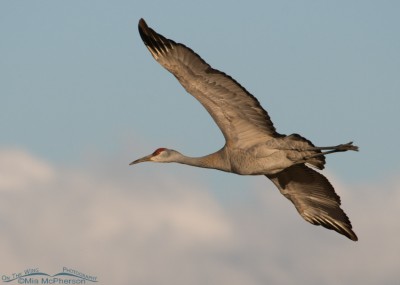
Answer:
[{"xmin": 132, "ymin": 19, "xmax": 359, "ymax": 241}]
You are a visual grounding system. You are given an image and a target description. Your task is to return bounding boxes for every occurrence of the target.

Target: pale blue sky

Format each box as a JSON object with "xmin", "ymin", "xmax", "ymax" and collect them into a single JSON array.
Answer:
[
  {"xmin": 2, "ymin": 1, "xmax": 399, "ymax": 183},
  {"xmin": 1, "ymin": 1, "xmax": 400, "ymax": 284}
]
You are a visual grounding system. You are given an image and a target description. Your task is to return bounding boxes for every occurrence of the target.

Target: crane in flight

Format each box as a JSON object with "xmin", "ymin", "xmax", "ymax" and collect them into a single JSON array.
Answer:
[{"xmin": 132, "ymin": 19, "xmax": 358, "ymax": 241}]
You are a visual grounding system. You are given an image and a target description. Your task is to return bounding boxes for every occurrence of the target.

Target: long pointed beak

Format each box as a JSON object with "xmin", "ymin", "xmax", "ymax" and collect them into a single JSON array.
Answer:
[{"xmin": 129, "ymin": 154, "xmax": 152, "ymax": 165}]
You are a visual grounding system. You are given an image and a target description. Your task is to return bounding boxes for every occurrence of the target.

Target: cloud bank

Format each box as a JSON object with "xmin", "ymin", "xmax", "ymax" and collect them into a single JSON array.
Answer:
[{"xmin": 0, "ymin": 148, "xmax": 398, "ymax": 284}]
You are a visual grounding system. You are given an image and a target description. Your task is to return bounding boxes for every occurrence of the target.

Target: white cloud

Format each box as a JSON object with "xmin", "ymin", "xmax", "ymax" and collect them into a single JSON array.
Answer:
[
  {"xmin": 0, "ymin": 149, "xmax": 54, "ymax": 191},
  {"xmin": 0, "ymin": 148, "xmax": 398, "ymax": 285}
]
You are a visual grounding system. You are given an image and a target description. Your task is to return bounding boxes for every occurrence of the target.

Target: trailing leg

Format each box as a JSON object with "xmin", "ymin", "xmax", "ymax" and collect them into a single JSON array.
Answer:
[{"xmin": 309, "ymin": 141, "xmax": 358, "ymax": 152}]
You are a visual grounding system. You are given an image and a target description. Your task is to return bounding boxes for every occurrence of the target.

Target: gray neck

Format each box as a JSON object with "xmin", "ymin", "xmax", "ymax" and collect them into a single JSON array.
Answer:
[{"xmin": 175, "ymin": 149, "xmax": 231, "ymax": 173}]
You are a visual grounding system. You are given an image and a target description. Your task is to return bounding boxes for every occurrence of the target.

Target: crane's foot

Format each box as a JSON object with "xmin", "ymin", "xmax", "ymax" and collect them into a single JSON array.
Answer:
[
  {"xmin": 335, "ymin": 142, "xmax": 359, "ymax": 152},
  {"xmin": 312, "ymin": 141, "xmax": 359, "ymax": 152},
  {"xmin": 303, "ymin": 142, "xmax": 359, "ymax": 161}
]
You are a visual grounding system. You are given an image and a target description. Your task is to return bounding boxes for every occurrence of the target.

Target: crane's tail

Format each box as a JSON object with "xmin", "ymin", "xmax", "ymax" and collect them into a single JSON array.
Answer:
[{"xmin": 281, "ymin": 134, "xmax": 327, "ymax": 170}]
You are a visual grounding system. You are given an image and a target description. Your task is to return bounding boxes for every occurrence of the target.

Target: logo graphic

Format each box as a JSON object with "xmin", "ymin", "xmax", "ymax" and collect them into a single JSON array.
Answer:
[{"xmin": 1, "ymin": 267, "xmax": 97, "ymax": 284}]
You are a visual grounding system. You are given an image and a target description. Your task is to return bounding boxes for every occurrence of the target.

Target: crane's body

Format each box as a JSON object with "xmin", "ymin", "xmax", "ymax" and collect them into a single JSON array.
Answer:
[
  {"xmin": 137, "ymin": 136, "xmax": 354, "ymax": 176},
  {"xmin": 132, "ymin": 19, "xmax": 359, "ymax": 241}
]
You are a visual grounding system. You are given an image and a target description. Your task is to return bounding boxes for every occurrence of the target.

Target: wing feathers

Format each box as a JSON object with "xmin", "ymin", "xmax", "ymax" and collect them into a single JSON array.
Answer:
[
  {"xmin": 267, "ymin": 164, "xmax": 358, "ymax": 241},
  {"xmin": 138, "ymin": 19, "xmax": 279, "ymax": 148}
]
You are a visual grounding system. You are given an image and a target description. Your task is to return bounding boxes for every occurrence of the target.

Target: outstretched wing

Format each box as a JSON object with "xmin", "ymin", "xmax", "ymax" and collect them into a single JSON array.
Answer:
[
  {"xmin": 138, "ymin": 19, "xmax": 280, "ymax": 149},
  {"xmin": 266, "ymin": 164, "xmax": 358, "ymax": 241}
]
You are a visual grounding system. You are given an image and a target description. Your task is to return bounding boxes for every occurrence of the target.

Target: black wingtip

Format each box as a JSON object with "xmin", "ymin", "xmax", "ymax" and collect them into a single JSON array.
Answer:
[
  {"xmin": 346, "ymin": 223, "xmax": 358, "ymax": 241},
  {"xmin": 339, "ymin": 222, "xmax": 358, "ymax": 241},
  {"xmin": 138, "ymin": 18, "xmax": 149, "ymax": 39},
  {"xmin": 138, "ymin": 18, "xmax": 147, "ymax": 31},
  {"xmin": 137, "ymin": 18, "xmax": 175, "ymax": 58},
  {"xmin": 346, "ymin": 231, "xmax": 358, "ymax": 241},
  {"xmin": 337, "ymin": 221, "xmax": 358, "ymax": 241},
  {"xmin": 138, "ymin": 18, "xmax": 158, "ymax": 52}
]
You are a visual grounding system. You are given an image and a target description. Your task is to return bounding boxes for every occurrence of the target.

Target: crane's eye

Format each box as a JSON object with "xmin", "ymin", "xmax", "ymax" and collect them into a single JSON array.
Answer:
[{"xmin": 152, "ymin": 148, "xmax": 167, "ymax": 156}]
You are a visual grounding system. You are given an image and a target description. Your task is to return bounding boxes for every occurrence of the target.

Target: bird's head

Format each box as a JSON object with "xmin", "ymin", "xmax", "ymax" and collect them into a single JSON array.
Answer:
[{"xmin": 130, "ymin": 148, "xmax": 180, "ymax": 165}]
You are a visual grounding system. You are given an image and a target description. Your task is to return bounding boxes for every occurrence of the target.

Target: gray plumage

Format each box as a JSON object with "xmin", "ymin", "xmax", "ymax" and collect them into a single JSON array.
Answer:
[{"xmin": 132, "ymin": 19, "xmax": 358, "ymax": 241}]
